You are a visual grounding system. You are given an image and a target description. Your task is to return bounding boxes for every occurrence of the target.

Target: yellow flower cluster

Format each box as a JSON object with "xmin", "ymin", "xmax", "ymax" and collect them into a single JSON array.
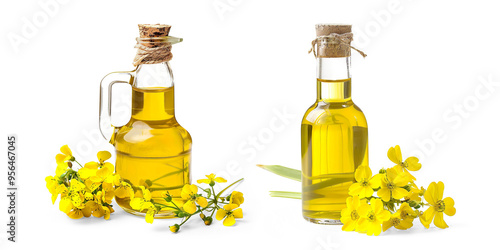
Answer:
[
  {"xmin": 46, "ymin": 145, "xmax": 246, "ymax": 233},
  {"xmin": 342, "ymin": 145, "xmax": 456, "ymax": 236},
  {"xmin": 45, "ymin": 145, "xmax": 131, "ymax": 220},
  {"xmin": 139, "ymin": 173, "xmax": 245, "ymax": 233}
]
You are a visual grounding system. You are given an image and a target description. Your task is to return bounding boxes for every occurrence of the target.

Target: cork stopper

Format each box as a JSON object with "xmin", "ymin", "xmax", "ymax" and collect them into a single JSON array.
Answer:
[
  {"xmin": 138, "ymin": 24, "xmax": 171, "ymax": 48},
  {"xmin": 133, "ymin": 24, "xmax": 175, "ymax": 66},
  {"xmin": 315, "ymin": 24, "xmax": 353, "ymax": 58},
  {"xmin": 315, "ymin": 24, "xmax": 351, "ymax": 36},
  {"xmin": 138, "ymin": 24, "xmax": 171, "ymax": 37}
]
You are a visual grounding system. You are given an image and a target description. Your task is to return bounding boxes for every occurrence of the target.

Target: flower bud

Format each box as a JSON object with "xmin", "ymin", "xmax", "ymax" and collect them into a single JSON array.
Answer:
[
  {"xmin": 164, "ymin": 195, "xmax": 172, "ymax": 203},
  {"xmin": 67, "ymin": 162, "xmax": 73, "ymax": 168},
  {"xmin": 408, "ymin": 201, "xmax": 418, "ymax": 207},
  {"xmin": 204, "ymin": 216, "xmax": 213, "ymax": 226},
  {"xmin": 169, "ymin": 224, "xmax": 180, "ymax": 233},
  {"xmin": 379, "ymin": 168, "xmax": 387, "ymax": 174},
  {"xmin": 200, "ymin": 213, "xmax": 205, "ymax": 219}
]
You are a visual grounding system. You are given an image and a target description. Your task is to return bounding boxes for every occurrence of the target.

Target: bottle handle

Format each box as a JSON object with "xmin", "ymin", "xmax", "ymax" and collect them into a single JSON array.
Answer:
[{"xmin": 99, "ymin": 71, "xmax": 134, "ymax": 143}]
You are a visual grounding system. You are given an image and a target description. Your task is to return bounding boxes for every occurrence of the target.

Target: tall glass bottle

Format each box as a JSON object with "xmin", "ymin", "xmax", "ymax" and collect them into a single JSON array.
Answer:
[
  {"xmin": 301, "ymin": 24, "xmax": 368, "ymax": 224},
  {"xmin": 99, "ymin": 24, "xmax": 191, "ymax": 218}
]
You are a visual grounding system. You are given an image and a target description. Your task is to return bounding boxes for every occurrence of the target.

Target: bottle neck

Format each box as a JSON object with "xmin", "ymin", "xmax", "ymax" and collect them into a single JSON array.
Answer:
[
  {"xmin": 131, "ymin": 62, "xmax": 175, "ymax": 121},
  {"xmin": 316, "ymin": 57, "xmax": 352, "ymax": 102}
]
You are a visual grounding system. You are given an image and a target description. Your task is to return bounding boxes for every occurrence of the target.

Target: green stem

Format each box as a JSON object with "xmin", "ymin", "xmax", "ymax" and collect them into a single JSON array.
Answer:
[
  {"xmin": 154, "ymin": 204, "xmax": 178, "ymax": 210},
  {"xmin": 216, "ymin": 178, "xmax": 244, "ymax": 199},
  {"xmin": 179, "ymin": 215, "xmax": 192, "ymax": 227},
  {"xmin": 73, "ymin": 160, "xmax": 84, "ymax": 169}
]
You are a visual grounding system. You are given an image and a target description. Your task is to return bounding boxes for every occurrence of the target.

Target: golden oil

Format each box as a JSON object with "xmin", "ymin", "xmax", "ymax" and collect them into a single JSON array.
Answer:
[
  {"xmin": 301, "ymin": 78, "xmax": 368, "ymax": 224},
  {"xmin": 113, "ymin": 86, "xmax": 191, "ymax": 218}
]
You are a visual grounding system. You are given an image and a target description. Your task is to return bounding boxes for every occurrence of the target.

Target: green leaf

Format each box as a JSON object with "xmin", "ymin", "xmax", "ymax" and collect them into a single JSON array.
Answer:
[
  {"xmin": 269, "ymin": 191, "xmax": 301, "ymax": 199},
  {"xmin": 257, "ymin": 165, "xmax": 301, "ymax": 182},
  {"xmin": 302, "ymin": 175, "xmax": 354, "ymax": 192}
]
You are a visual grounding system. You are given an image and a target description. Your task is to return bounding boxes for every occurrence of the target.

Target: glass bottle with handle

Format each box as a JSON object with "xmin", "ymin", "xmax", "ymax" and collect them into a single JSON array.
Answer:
[{"xmin": 99, "ymin": 24, "xmax": 191, "ymax": 218}]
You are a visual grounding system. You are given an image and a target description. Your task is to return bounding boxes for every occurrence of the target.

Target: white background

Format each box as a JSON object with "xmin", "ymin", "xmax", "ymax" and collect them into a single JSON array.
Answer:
[{"xmin": 1, "ymin": 0, "xmax": 499, "ymax": 249}]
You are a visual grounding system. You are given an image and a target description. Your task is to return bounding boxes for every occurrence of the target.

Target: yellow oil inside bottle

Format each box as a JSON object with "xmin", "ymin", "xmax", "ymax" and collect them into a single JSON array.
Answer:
[
  {"xmin": 113, "ymin": 86, "xmax": 191, "ymax": 218},
  {"xmin": 301, "ymin": 78, "xmax": 368, "ymax": 224}
]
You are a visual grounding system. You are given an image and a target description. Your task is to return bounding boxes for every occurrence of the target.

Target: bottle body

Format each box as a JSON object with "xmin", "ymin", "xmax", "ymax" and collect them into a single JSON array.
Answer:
[
  {"xmin": 301, "ymin": 58, "xmax": 368, "ymax": 224},
  {"xmin": 112, "ymin": 63, "xmax": 191, "ymax": 218}
]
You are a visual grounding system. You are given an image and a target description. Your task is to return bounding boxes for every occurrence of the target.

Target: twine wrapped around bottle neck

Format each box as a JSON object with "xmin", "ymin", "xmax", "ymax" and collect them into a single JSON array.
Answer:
[
  {"xmin": 309, "ymin": 33, "xmax": 367, "ymax": 58},
  {"xmin": 132, "ymin": 38, "xmax": 173, "ymax": 67}
]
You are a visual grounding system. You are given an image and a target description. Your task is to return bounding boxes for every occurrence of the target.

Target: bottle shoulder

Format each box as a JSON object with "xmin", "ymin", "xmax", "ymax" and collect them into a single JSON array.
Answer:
[
  {"xmin": 113, "ymin": 118, "xmax": 192, "ymax": 154},
  {"xmin": 302, "ymin": 101, "xmax": 367, "ymax": 127}
]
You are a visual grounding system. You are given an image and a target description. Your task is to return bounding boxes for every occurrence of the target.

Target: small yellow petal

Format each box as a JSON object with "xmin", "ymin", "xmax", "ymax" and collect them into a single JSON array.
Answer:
[
  {"xmin": 357, "ymin": 203, "xmax": 371, "ymax": 217},
  {"xmin": 214, "ymin": 177, "xmax": 227, "ymax": 183},
  {"xmin": 59, "ymin": 197, "xmax": 73, "ymax": 214},
  {"xmin": 103, "ymin": 206, "xmax": 111, "ymax": 220},
  {"xmin": 84, "ymin": 162, "xmax": 99, "ymax": 170},
  {"xmin": 181, "ymin": 185, "xmax": 191, "ymax": 199},
  {"xmin": 369, "ymin": 174, "xmax": 382, "ymax": 189},
  {"xmin": 382, "ymin": 220, "xmax": 393, "ymax": 232},
  {"xmin": 371, "ymin": 198, "xmax": 383, "ymax": 214},
  {"xmin": 387, "ymin": 145, "xmax": 402, "ymax": 164},
  {"xmin": 183, "ymin": 200, "xmax": 197, "ymax": 214},
  {"xmin": 392, "ymin": 187, "xmax": 409, "ymax": 200},
  {"xmin": 97, "ymin": 151, "xmax": 112, "ymax": 163},
  {"xmin": 229, "ymin": 191, "xmax": 244, "ymax": 206},
  {"xmin": 189, "ymin": 184, "xmax": 198, "ymax": 194},
  {"xmin": 433, "ymin": 212, "xmax": 448, "ymax": 229},
  {"xmin": 56, "ymin": 154, "xmax": 67, "ymax": 164},
  {"xmin": 224, "ymin": 203, "xmax": 239, "ymax": 211},
  {"xmin": 359, "ymin": 186, "xmax": 374, "ymax": 199},
  {"xmin": 197, "ymin": 179, "xmax": 210, "ymax": 184},
  {"xmin": 216, "ymin": 208, "xmax": 227, "ymax": 221},
  {"xmin": 424, "ymin": 182, "xmax": 437, "ymax": 205},
  {"xmin": 196, "ymin": 196, "xmax": 208, "ymax": 208},
  {"xmin": 130, "ymin": 198, "xmax": 145, "ymax": 210},
  {"xmin": 96, "ymin": 164, "xmax": 113, "ymax": 179},
  {"xmin": 405, "ymin": 157, "xmax": 421, "ymax": 171},
  {"xmin": 223, "ymin": 215, "xmax": 236, "ymax": 226},
  {"xmin": 377, "ymin": 210, "xmax": 391, "ymax": 222},
  {"xmin": 423, "ymin": 207, "xmax": 436, "ymax": 224},
  {"xmin": 60, "ymin": 145, "xmax": 72, "ymax": 157},
  {"xmin": 342, "ymin": 218, "xmax": 356, "ymax": 231},
  {"xmin": 443, "ymin": 197, "xmax": 456, "ymax": 216},
  {"xmin": 436, "ymin": 181, "xmax": 445, "ymax": 201},
  {"xmin": 377, "ymin": 188, "xmax": 391, "ymax": 202},
  {"xmin": 232, "ymin": 208, "xmax": 243, "ymax": 218},
  {"xmin": 355, "ymin": 165, "xmax": 372, "ymax": 182},
  {"xmin": 146, "ymin": 209, "xmax": 155, "ymax": 224},
  {"xmin": 348, "ymin": 183, "xmax": 363, "ymax": 196},
  {"xmin": 67, "ymin": 209, "xmax": 83, "ymax": 219}
]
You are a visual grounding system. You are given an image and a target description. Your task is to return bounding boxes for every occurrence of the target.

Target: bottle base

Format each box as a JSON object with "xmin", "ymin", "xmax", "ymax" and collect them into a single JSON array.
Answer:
[{"xmin": 303, "ymin": 215, "xmax": 342, "ymax": 225}]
